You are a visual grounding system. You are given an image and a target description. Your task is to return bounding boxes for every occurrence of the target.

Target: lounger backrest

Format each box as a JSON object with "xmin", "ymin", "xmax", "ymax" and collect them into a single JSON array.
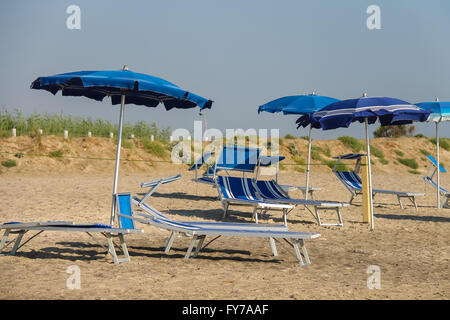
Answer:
[
  {"xmin": 215, "ymin": 145, "xmax": 260, "ymax": 173},
  {"xmin": 334, "ymin": 171, "xmax": 362, "ymax": 191},
  {"xmin": 216, "ymin": 176, "xmax": 260, "ymax": 201},
  {"xmin": 255, "ymin": 180, "xmax": 289, "ymax": 200},
  {"xmin": 424, "ymin": 176, "xmax": 449, "ymax": 194},
  {"xmin": 117, "ymin": 193, "xmax": 136, "ymax": 229}
]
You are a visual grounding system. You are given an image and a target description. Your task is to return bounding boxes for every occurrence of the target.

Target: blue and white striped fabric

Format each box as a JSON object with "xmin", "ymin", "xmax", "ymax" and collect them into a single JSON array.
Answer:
[
  {"xmin": 217, "ymin": 176, "xmax": 261, "ymax": 202},
  {"xmin": 254, "ymin": 180, "xmax": 289, "ymax": 200},
  {"xmin": 297, "ymin": 96, "xmax": 431, "ymax": 130},
  {"xmin": 334, "ymin": 171, "xmax": 363, "ymax": 191}
]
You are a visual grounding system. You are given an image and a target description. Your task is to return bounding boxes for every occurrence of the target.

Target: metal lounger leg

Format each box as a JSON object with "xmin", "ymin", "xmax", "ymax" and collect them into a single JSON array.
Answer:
[
  {"xmin": 282, "ymin": 208, "xmax": 288, "ymax": 226},
  {"xmin": 165, "ymin": 231, "xmax": 177, "ymax": 254},
  {"xmin": 185, "ymin": 235, "xmax": 198, "ymax": 260},
  {"xmin": 292, "ymin": 240, "xmax": 305, "ymax": 266},
  {"xmin": 106, "ymin": 234, "xmax": 120, "ymax": 264},
  {"xmin": 0, "ymin": 230, "xmax": 10, "ymax": 252},
  {"xmin": 397, "ymin": 195, "xmax": 404, "ymax": 209},
  {"xmin": 11, "ymin": 231, "xmax": 26, "ymax": 255},
  {"xmin": 117, "ymin": 234, "xmax": 130, "ymax": 263},
  {"xmin": 222, "ymin": 203, "xmax": 229, "ymax": 219},
  {"xmin": 269, "ymin": 237, "xmax": 278, "ymax": 257},
  {"xmin": 193, "ymin": 236, "xmax": 206, "ymax": 258}
]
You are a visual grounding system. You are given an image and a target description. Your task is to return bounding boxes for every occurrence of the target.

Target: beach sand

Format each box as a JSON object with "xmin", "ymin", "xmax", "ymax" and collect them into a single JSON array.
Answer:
[{"xmin": 0, "ymin": 164, "xmax": 448, "ymax": 300}]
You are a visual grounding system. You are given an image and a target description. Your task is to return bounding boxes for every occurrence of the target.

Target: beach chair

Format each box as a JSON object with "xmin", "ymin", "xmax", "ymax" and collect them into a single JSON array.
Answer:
[
  {"xmin": 254, "ymin": 179, "xmax": 348, "ymax": 226},
  {"xmin": 255, "ymin": 155, "xmax": 322, "ymax": 200},
  {"xmin": 333, "ymin": 153, "xmax": 424, "ymax": 210},
  {"xmin": 422, "ymin": 155, "xmax": 450, "ymax": 208},
  {"xmin": 133, "ymin": 175, "xmax": 288, "ymax": 231},
  {"xmin": 0, "ymin": 193, "xmax": 143, "ymax": 264},
  {"xmin": 215, "ymin": 175, "xmax": 294, "ymax": 224},
  {"xmin": 130, "ymin": 204, "xmax": 320, "ymax": 266}
]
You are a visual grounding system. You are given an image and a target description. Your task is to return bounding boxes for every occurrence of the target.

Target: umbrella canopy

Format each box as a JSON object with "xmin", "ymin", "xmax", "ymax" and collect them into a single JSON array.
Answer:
[
  {"xmin": 297, "ymin": 94, "xmax": 431, "ymax": 230},
  {"xmin": 416, "ymin": 99, "xmax": 450, "ymax": 208},
  {"xmin": 258, "ymin": 93, "xmax": 339, "ymax": 199},
  {"xmin": 258, "ymin": 94, "xmax": 339, "ymax": 115},
  {"xmin": 297, "ymin": 96, "xmax": 429, "ymax": 130},
  {"xmin": 31, "ymin": 66, "xmax": 213, "ymax": 225},
  {"xmin": 31, "ymin": 69, "xmax": 213, "ymax": 110}
]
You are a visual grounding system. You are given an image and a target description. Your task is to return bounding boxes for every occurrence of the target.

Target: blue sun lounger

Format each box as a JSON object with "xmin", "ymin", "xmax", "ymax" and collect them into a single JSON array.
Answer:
[
  {"xmin": 0, "ymin": 193, "xmax": 143, "ymax": 264},
  {"xmin": 215, "ymin": 175, "xmax": 294, "ymax": 224},
  {"xmin": 133, "ymin": 175, "xmax": 288, "ymax": 231},
  {"xmin": 422, "ymin": 154, "xmax": 450, "ymax": 208},
  {"xmin": 254, "ymin": 179, "xmax": 348, "ymax": 226},
  {"xmin": 333, "ymin": 153, "xmax": 424, "ymax": 209}
]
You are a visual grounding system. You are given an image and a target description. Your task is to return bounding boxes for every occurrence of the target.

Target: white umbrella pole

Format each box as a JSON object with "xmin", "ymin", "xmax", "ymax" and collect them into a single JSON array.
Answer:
[
  {"xmin": 305, "ymin": 124, "xmax": 312, "ymax": 200},
  {"xmin": 436, "ymin": 122, "xmax": 441, "ymax": 209},
  {"xmin": 110, "ymin": 93, "xmax": 126, "ymax": 226},
  {"xmin": 365, "ymin": 118, "xmax": 374, "ymax": 230}
]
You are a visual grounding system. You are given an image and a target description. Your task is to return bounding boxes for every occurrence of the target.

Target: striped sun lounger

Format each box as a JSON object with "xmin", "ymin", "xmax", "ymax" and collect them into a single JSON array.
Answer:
[
  {"xmin": 334, "ymin": 170, "xmax": 424, "ymax": 210},
  {"xmin": 215, "ymin": 175, "xmax": 294, "ymax": 224},
  {"xmin": 254, "ymin": 179, "xmax": 348, "ymax": 226}
]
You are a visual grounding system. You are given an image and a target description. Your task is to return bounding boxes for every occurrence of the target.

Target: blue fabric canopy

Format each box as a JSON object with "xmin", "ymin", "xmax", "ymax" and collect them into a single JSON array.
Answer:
[
  {"xmin": 415, "ymin": 101, "xmax": 450, "ymax": 122},
  {"xmin": 31, "ymin": 69, "xmax": 213, "ymax": 110},
  {"xmin": 258, "ymin": 94, "xmax": 339, "ymax": 115},
  {"xmin": 297, "ymin": 96, "xmax": 430, "ymax": 130}
]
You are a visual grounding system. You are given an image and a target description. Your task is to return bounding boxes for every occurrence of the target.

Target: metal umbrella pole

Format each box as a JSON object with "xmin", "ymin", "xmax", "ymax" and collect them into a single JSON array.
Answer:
[
  {"xmin": 365, "ymin": 118, "xmax": 375, "ymax": 230},
  {"xmin": 110, "ymin": 92, "xmax": 126, "ymax": 225},
  {"xmin": 305, "ymin": 124, "xmax": 313, "ymax": 200},
  {"xmin": 436, "ymin": 121, "xmax": 441, "ymax": 209}
]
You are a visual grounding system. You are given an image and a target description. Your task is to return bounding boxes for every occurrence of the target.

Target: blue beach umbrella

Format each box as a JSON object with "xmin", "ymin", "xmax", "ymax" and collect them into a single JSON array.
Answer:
[
  {"xmin": 297, "ymin": 93, "xmax": 431, "ymax": 230},
  {"xmin": 31, "ymin": 66, "xmax": 213, "ymax": 225},
  {"xmin": 258, "ymin": 93, "xmax": 339, "ymax": 199},
  {"xmin": 416, "ymin": 98, "xmax": 450, "ymax": 208}
]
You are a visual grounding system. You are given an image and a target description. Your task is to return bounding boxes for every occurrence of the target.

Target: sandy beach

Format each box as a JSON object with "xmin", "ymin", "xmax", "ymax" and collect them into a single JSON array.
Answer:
[{"xmin": 0, "ymin": 154, "xmax": 448, "ymax": 299}]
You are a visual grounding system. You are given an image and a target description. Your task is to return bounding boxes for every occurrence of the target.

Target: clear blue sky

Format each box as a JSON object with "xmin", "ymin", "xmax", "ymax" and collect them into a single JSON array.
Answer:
[{"xmin": 0, "ymin": 0, "xmax": 449, "ymax": 139}]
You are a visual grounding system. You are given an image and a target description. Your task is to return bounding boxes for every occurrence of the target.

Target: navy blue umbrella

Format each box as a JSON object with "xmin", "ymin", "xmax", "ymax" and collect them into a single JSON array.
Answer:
[
  {"xmin": 31, "ymin": 66, "xmax": 213, "ymax": 225},
  {"xmin": 258, "ymin": 93, "xmax": 339, "ymax": 199},
  {"xmin": 297, "ymin": 93, "xmax": 430, "ymax": 230}
]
